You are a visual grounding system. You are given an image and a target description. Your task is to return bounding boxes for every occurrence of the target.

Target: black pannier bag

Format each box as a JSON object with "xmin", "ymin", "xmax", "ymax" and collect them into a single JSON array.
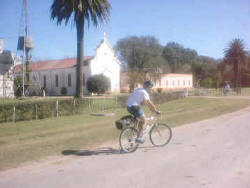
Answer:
[{"xmin": 115, "ymin": 115, "xmax": 135, "ymax": 130}]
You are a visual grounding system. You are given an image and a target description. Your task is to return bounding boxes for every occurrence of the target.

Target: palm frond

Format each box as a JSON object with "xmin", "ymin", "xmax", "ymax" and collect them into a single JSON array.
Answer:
[
  {"xmin": 51, "ymin": 0, "xmax": 111, "ymax": 27},
  {"xmin": 223, "ymin": 38, "xmax": 247, "ymax": 63}
]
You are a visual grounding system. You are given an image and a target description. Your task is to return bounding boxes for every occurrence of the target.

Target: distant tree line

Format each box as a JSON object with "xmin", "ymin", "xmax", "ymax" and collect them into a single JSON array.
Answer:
[{"xmin": 115, "ymin": 36, "xmax": 250, "ymax": 90}]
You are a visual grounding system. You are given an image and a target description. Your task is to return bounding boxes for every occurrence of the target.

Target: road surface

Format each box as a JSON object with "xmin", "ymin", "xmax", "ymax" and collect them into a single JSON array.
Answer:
[{"xmin": 0, "ymin": 107, "xmax": 250, "ymax": 188}]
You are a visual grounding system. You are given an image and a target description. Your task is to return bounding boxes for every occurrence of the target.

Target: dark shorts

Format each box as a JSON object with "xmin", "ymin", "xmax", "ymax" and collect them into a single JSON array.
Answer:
[{"xmin": 127, "ymin": 106, "xmax": 144, "ymax": 118}]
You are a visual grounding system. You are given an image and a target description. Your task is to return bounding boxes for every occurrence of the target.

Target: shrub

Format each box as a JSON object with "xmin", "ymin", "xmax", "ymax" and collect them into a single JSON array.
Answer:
[
  {"xmin": 14, "ymin": 76, "xmax": 23, "ymax": 97},
  {"xmin": 60, "ymin": 87, "xmax": 67, "ymax": 95},
  {"xmin": 200, "ymin": 77, "xmax": 217, "ymax": 88},
  {"xmin": 14, "ymin": 76, "xmax": 34, "ymax": 97},
  {"xmin": 87, "ymin": 74, "xmax": 110, "ymax": 94},
  {"xmin": 157, "ymin": 88, "xmax": 163, "ymax": 93}
]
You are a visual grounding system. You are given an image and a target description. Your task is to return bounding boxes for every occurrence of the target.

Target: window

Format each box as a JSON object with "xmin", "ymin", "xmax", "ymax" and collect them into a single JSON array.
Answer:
[
  {"xmin": 68, "ymin": 74, "xmax": 71, "ymax": 87},
  {"xmin": 55, "ymin": 75, "xmax": 59, "ymax": 87},
  {"xmin": 166, "ymin": 80, "xmax": 168, "ymax": 87},
  {"xmin": 183, "ymin": 80, "xmax": 185, "ymax": 86},
  {"xmin": 178, "ymin": 80, "xmax": 180, "ymax": 86},
  {"xmin": 189, "ymin": 80, "xmax": 191, "ymax": 86},
  {"xmin": 83, "ymin": 73, "xmax": 85, "ymax": 86},
  {"xmin": 43, "ymin": 75, "xmax": 46, "ymax": 88},
  {"xmin": 172, "ymin": 80, "xmax": 175, "ymax": 86}
]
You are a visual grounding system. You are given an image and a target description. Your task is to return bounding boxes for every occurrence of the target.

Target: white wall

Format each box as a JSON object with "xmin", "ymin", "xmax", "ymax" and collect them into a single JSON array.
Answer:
[
  {"xmin": 156, "ymin": 74, "xmax": 193, "ymax": 89},
  {"xmin": 0, "ymin": 75, "xmax": 14, "ymax": 97},
  {"xmin": 89, "ymin": 39, "xmax": 120, "ymax": 92},
  {"xmin": 30, "ymin": 67, "xmax": 76, "ymax": 96}
]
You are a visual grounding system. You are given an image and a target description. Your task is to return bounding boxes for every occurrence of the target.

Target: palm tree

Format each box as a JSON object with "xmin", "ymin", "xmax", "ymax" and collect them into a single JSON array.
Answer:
[
  {"xmin": 51, "ymin": 0, "xmax": 111, "ymax": 98},
  {"xmin": 224, "ymin": 38, "xmax": 247, "ymax": 93}
]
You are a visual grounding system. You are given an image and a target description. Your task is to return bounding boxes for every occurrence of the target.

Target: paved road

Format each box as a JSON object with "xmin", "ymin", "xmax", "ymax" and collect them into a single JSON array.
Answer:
[{"xmin": 0, "ymin": 107, "xmax": 250, "ymax": 188}]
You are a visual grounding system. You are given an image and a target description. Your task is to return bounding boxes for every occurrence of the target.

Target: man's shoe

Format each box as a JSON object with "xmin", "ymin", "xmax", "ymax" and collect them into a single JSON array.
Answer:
[{"xmin": 135, "ymin": 137, "xmax": 145, "ymax": 144}]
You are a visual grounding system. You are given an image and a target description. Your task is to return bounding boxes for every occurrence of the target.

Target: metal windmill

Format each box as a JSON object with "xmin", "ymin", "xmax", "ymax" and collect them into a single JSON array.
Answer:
[{"xmin": 17, "ymin": 0, "xmax": 34, "ymax": 96}]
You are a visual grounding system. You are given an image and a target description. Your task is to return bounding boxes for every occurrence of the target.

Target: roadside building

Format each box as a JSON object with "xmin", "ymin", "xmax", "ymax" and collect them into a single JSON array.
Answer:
[
  {"xmin": 14, "ymin": 35, "xmax": 121, "ymax": 96},
  {"xmin": 120, "ymin": 72, "xmax": 193, "ymax": 92}
]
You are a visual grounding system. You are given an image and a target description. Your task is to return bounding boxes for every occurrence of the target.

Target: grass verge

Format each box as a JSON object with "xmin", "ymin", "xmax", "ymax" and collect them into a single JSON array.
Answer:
[{"xmin": 0, "ymin": 97, "xmax": 250, "ymax": 170}]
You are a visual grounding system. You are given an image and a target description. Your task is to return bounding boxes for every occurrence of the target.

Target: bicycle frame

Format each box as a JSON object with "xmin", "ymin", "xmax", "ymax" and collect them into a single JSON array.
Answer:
[{"xmin": 131, "ymin": 115, "xmax": 159, "ymax": 134}]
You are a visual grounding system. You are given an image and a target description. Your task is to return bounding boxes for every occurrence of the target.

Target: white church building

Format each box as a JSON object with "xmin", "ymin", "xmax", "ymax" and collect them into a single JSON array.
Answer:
[{"xmin": 14, "ymin": 35, "xmax": 121, "ymax": 96}]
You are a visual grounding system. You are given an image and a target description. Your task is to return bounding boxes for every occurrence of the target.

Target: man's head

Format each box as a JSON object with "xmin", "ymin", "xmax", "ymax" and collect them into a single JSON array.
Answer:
[{"xmin": 143, "ymin": 80, "xmax": 154, "ymax": 92}]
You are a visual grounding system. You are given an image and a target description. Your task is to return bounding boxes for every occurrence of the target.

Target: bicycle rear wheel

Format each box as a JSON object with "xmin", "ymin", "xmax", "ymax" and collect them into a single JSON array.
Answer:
[
  {"xmin": 149, "ymin": 123, "xmax": 172, "ymax": 147},
  {"xmin": 119, "ymin": 127, "xmax": 139, "ymax": 153}
]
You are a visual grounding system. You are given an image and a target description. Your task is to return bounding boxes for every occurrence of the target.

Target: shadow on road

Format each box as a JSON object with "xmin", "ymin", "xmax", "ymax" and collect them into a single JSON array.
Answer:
[
  {"xmin": 62, "ymin": 147, "xmax": 122, "ymax": 156},
  {"xmin": 62, "ymin": 145, "xmax": 156, "ymax": 156}
]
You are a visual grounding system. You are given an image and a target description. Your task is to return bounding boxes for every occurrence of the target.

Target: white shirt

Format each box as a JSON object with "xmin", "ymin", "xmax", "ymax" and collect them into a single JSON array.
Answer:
[{"xmin": 126, "ymin": 88, "xmax": 150, "ymax": 107}]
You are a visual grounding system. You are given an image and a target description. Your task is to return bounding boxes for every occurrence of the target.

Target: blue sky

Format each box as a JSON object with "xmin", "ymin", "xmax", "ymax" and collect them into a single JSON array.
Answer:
[{"xmin": 0, "ymin": 0, "xmax": 249, "ymax": 61}]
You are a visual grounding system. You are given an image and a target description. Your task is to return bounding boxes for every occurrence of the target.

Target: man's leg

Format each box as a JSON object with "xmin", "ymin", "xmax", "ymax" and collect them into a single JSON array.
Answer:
[{"xmin": 137, "ymin": 116, "xmax": 146, "ymax": 137}]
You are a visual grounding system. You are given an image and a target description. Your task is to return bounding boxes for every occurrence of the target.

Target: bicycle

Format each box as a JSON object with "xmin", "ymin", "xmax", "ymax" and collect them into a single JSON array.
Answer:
[{"xmin": 119, "ymin": 114, "xmax": 172, "ymax": 153}]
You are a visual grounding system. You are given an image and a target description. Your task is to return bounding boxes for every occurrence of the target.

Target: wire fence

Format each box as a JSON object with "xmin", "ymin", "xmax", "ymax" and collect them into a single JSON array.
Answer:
[
  {"xmin": 0, "ymin": 91, "xmax": 186, "ymax": 124},
  {"xmin": 0, "ymin": 97, "xmax": 119, "ymax": 123},
  {"xmin": 188, "ymin": 87, "xmax": 250, "ymax": 96}
]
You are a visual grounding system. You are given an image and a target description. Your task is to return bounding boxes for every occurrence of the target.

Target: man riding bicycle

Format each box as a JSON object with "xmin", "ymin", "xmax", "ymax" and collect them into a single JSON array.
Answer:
[{"xmin": 126, "ymin": 80, "xmax": 160, "ymax": 144}]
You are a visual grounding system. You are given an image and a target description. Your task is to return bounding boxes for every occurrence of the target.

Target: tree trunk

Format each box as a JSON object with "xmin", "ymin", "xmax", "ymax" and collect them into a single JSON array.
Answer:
[
  {"xmin": 233, "ymin": 61, "xmax": 238, "ymax": 89},
  {"xmin": 75, "ymin": 19, "xmax": 84, "ymax": 98}
]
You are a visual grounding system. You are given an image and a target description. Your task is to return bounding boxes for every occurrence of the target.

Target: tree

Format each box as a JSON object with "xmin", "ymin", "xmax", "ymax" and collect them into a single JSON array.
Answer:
[
  {"xmin": 224, "ymin": 38, "xmax": 247, "ymax": 92},
  {"xmin": 87, "ymin": 74, "xmax": 110, "ymax": 94},
  {"xmin": 116, "ymin": 36, "xmax": 164, "ymax": 90},
  {"xmin": 162, "ymin": 42, "xmax": 219, "ymax": 86},
  {"xmin": 162, "ymin": 42, "xmax": 199, "ymax": 73},
  {"xmin": 50, "ymin": 0, "xmax": 111, "ymax": 98}
]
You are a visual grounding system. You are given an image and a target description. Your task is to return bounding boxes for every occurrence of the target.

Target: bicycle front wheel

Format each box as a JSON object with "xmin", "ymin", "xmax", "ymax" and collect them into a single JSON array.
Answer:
[
  {"xmin": 119, "ymin": 127, "xmax": 139, "ymax": 153},
  {"xmin": 149, "ymin": 123, "xmax": 172, "ymax": 147}
]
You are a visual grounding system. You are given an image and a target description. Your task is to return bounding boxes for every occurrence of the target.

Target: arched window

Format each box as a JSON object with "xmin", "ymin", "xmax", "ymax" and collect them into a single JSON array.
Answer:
[
  {"xmin": 55, "ymin": 75, "xmax": 59, "ymax": 87},
  {"xmin": 68, "ymin": 74, "xmax": 71, "ymax": 87},
  {"xmin": 43, "ymin": 75, "xmax": 46, "ymax": 88}
]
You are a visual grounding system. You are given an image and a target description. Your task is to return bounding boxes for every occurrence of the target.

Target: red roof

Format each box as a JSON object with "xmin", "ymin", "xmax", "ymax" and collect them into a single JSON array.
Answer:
[{"xmin": 14, "ymin": 57, "xmax": 94, "ymax": 72}]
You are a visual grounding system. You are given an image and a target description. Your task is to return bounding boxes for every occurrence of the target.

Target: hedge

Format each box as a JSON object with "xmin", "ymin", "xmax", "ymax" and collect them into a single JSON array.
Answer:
[
  {"xmin": 117, "ymin": 91, "xmax": 185, "ymax": 107},
  {"xmin": 0, "ymin": 91, "xmax": 185, "ymax": 124}
]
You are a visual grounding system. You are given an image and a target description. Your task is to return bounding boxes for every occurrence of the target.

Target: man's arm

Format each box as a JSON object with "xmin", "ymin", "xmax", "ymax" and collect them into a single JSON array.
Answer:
[{"xmin": 145, "ymin": 100, "xmax": 159, "ymax": 114}]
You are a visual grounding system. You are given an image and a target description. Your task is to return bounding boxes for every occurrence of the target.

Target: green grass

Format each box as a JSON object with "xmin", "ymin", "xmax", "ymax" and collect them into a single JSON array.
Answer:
[
  {"xmin": 0, "ymin": 97, "xmax": 250, "ymax": 170},
  {"xmin": 189, "ymin": 87, "xmax": 250, "ymax": 96}
]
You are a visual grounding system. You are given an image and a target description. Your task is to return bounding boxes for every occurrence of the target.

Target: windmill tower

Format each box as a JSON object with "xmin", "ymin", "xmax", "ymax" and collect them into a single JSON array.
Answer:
[{"xmin": 17, "ymin": 0, "xmax": 34, "ymax": 96}]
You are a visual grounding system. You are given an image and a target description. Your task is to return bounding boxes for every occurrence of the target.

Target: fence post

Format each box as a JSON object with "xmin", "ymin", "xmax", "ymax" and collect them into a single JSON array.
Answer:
[
  {"xmin": 88, "ymin": 99, "xmax": 91, "ymax": 111},
  {"xmin": 35, "ymin": 104, "xmax": 38, "ymax": 120},
  {"xmin": 102, "ymin": 98, "xmax": 105, "ymax": 111},
  {"xmin": 56, "ymin": 100, "xmax": 59, "ymax": 117},
  {"xmin": 73, "ymin": 99, "xmax": 76, "ymax": 114},
  {"xmin": 115, "ymin": 96, "xmax": 118, "ymax": 109},
  {"xmin": 13, "ymin": 106, "xmax": 16, "ymax": 123}
]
